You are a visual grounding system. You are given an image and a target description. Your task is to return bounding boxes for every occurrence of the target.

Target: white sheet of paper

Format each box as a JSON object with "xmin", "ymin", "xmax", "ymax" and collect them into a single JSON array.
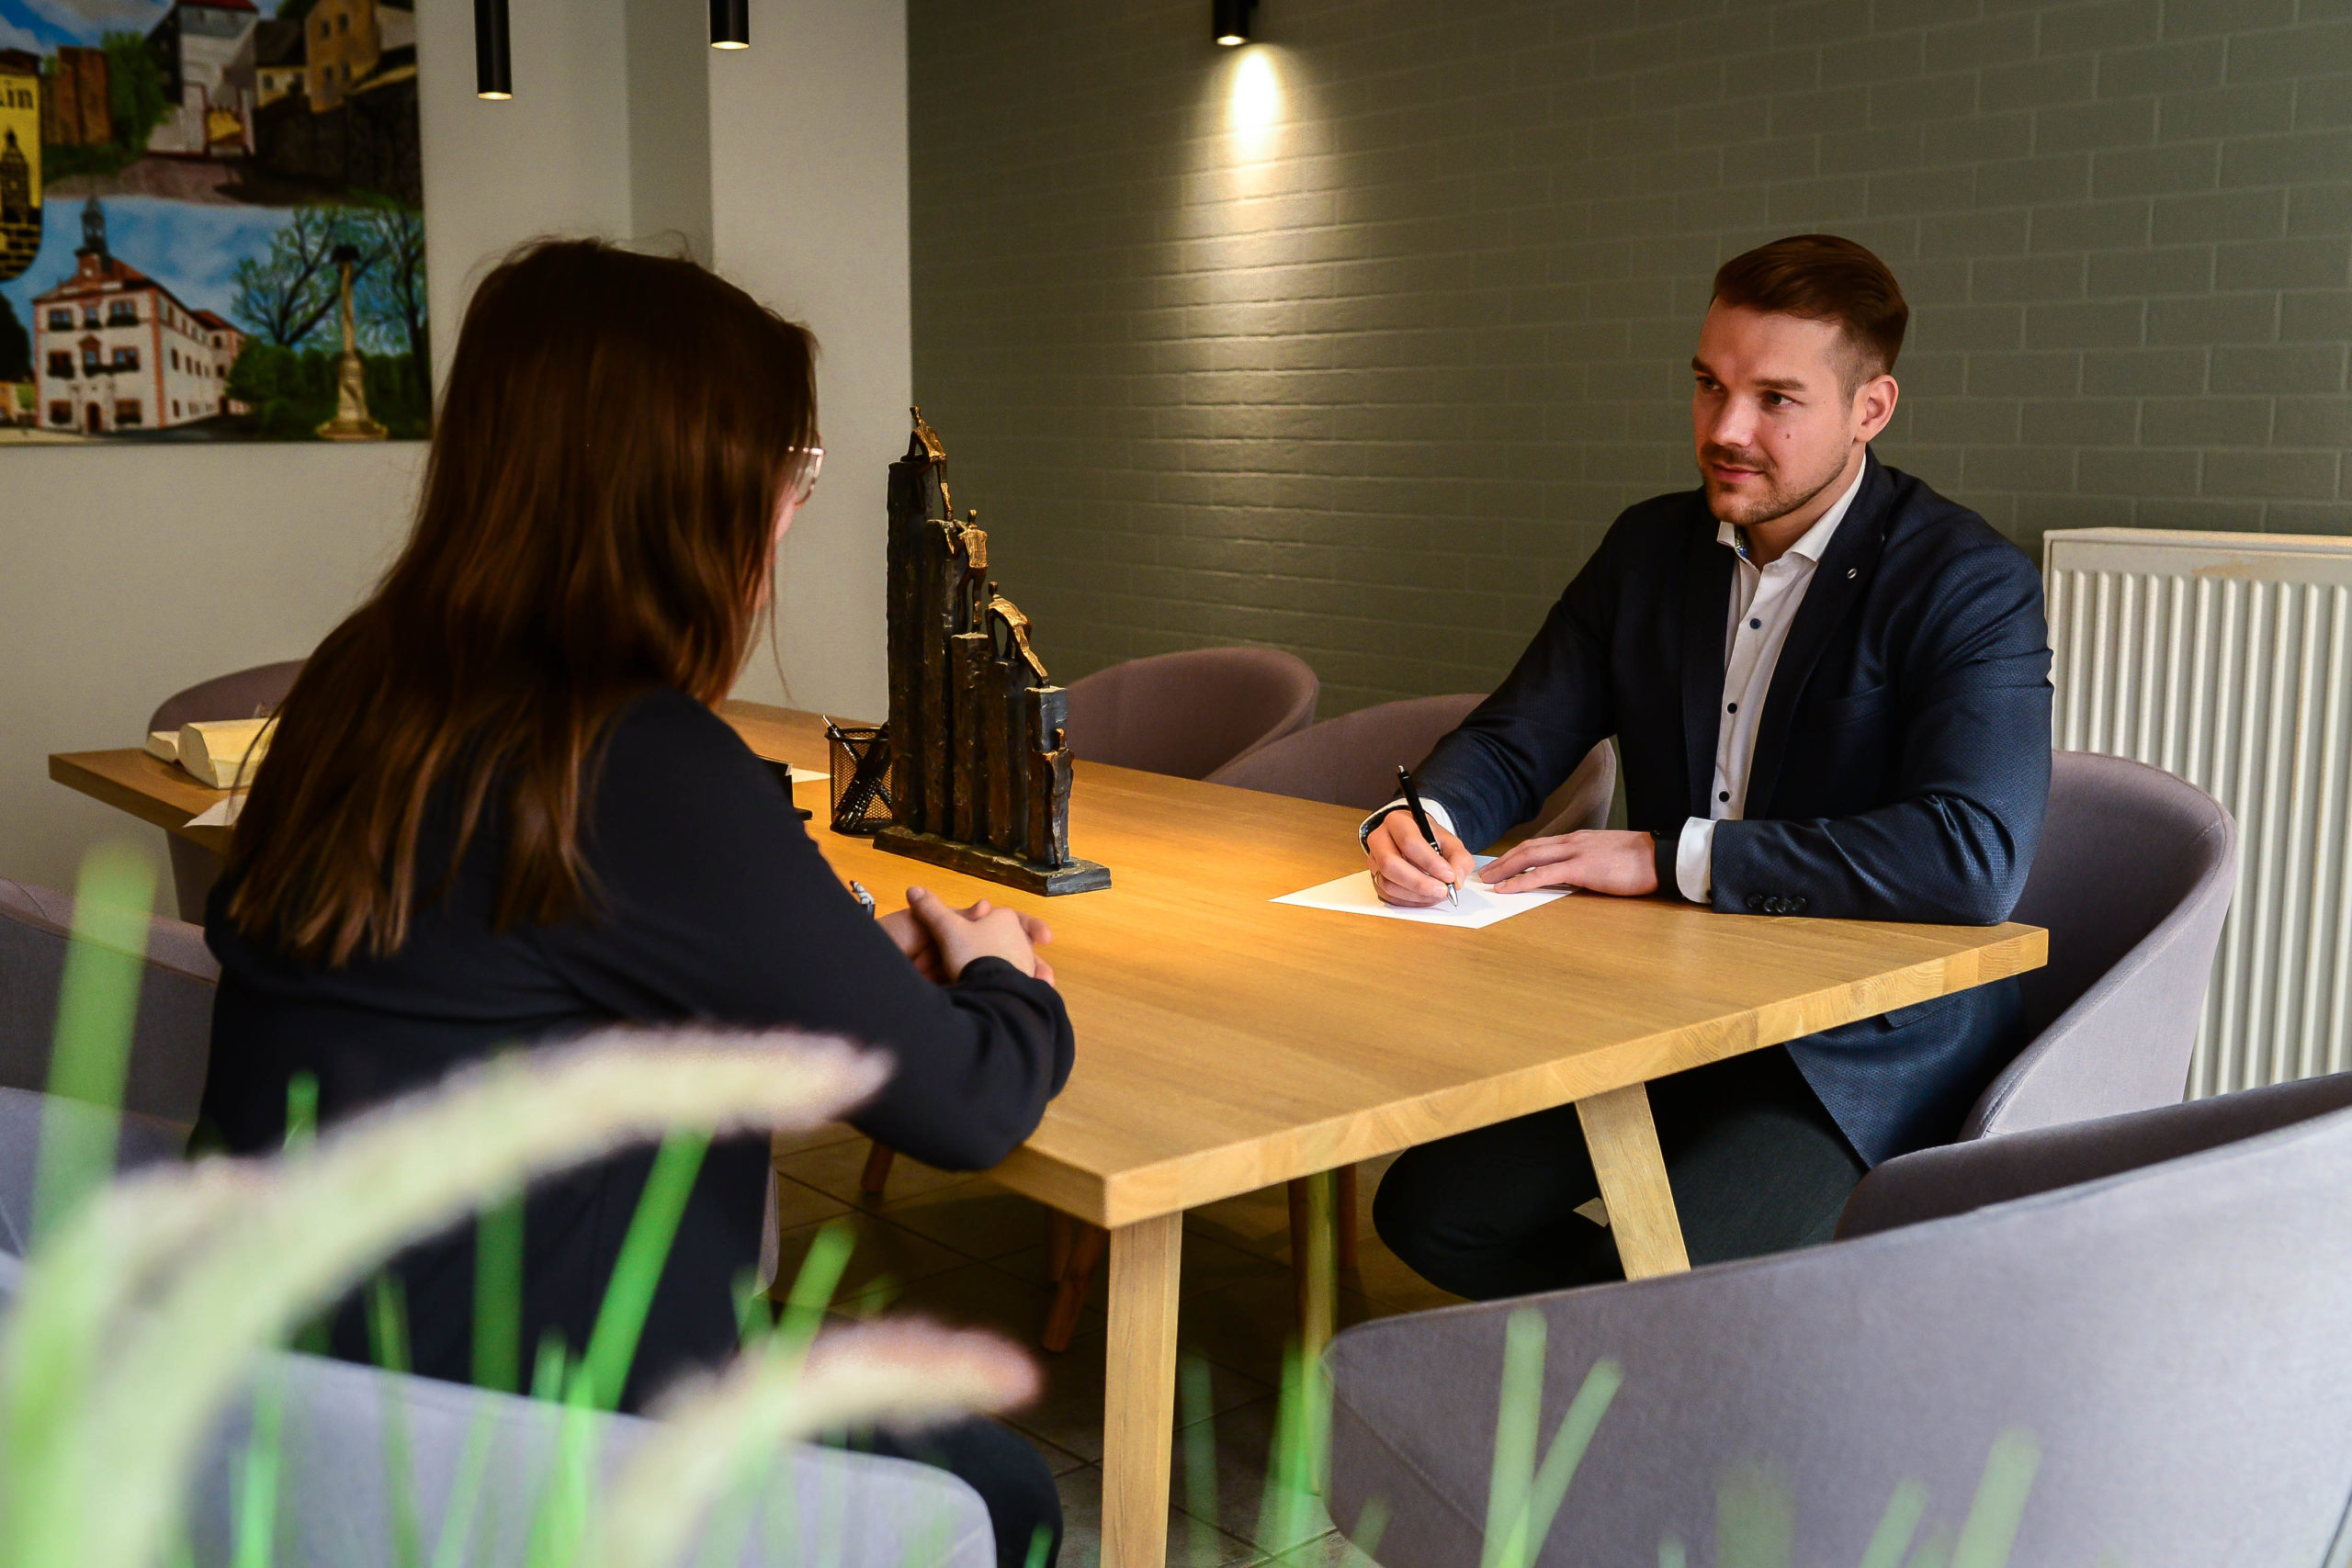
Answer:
[
  {"xmin": 187, "ymin": 795, "xmax": 244, "ymax": 829},
  {"xmin": 784, "ymin": 766, "xmax": 826, "ymax": 785},
  {"xmin": 1272, "ymin": 855, "xmax": 1570, "ymax": 929}
]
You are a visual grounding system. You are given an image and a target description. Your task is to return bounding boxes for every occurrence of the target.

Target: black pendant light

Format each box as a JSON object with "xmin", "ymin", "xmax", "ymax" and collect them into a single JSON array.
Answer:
[
  {"xmin": 1214, "ymin": 0, "xmax": 1258, "ymax": 46},
  {"xmin": 711, "ymin": 0, "xmax": 749, "ymax": 50},
  {"xmin": 474, "ymin": 0, "xmax": 511, "ymax": 98}
]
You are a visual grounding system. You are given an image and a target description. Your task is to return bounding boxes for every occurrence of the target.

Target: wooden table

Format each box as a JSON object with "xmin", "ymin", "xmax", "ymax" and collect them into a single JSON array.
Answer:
[{"xmin": 54, "ymin": 702, "xmax": 2046, "ymax": 1568}]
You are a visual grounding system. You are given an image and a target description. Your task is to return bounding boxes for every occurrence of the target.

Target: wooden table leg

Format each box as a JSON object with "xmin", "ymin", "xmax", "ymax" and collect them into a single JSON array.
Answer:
[
  {"xmin": 1041, "ymin": 1221, "xmax": 1105, "ymax": 1353},
  {"xmin": 1298, "ymin": 1170, "xmax": 1334, "ymax": 1367},
  {"xmin": 1335, "ymin": 1163, "xmax": 1360, "ymax": 1272},
  {"xmin": 1103, "ymin": 1212, "xmax": 1182, "ymax": 1568},
  {"xmin": 1575, "ymin": 1082, "xmax": 1690, "ymax": 1279}
]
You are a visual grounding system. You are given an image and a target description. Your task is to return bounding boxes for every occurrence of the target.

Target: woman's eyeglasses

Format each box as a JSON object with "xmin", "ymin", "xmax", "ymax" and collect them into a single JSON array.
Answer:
[{"xmin": 791, "ymin": 446, "xmax": 824, "ymax": 507}]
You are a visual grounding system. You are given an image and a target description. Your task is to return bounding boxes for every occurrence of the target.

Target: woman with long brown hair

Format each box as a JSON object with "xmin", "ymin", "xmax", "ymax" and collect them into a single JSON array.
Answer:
[{"xmin": 202, "ymin": 240, "xmax": 1069, "ymax": 1566}]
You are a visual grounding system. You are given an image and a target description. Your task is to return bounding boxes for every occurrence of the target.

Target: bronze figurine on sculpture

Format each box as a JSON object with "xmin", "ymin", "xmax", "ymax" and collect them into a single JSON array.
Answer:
[{"xmin": 872, "ymin": 410, "xmax": 1111, "ymax": 895}]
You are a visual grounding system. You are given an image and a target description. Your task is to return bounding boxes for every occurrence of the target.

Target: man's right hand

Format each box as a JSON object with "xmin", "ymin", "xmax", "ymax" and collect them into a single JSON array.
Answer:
[{"xmin": 1365, "ymin": 810, "xmax": 1480, "ymax": 908}]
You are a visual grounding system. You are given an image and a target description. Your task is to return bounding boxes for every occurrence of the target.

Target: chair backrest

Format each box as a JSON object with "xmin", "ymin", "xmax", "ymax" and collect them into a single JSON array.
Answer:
[
  {"xmin": 178, "ymin": 1350, "xmax": 997, "ymax": 1568},
  {"xmin": 0, "ymin": 879, "xmax": 218, "ymax": 1126},
  {"xmin": 0, "ymin": 1085, "xmax": 189, "ymax": 1256},
  {"xmin": 1061, "ymin": 648, "xmax": 1317, "ymax": 780},
  {"xmin": 147, "ymin": 660, "xmax": 306, "ymax": 921},
  {"xmin": 1327, "ymin": 1100, "xmax": 2352, "ymax": 1568},
  {"xmin": 0, "ymin": 1088, "xmax": 989, "ymax": 1568},
  {"xmin": 1525, "ymin": 738, "xmax": 1616, "ymax": 838},
  {"xmin": 1842, "ymin": 1068, "xmax": 2352, "ymax": 1240},
  {"xmin": 1206, "ymin": 694, "xmax": 1618, "ymax": 835},
  {"xmin": 147, "ymin": 659, "xmax": 308, "ymax": 737},
  {"xmin": 1962, "ymin": 750, "xmax": 2237, "ymax": 1138},
  {"xmin": 1205, "ymin": 694, "xmax": 1482, "ymax": 808}
]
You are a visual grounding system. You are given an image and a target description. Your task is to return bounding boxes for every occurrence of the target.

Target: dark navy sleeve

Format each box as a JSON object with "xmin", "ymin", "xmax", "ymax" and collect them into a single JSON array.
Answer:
[{"xmin": 544, "ymin": 691, "xmax": 1075, "ymax": 1170}]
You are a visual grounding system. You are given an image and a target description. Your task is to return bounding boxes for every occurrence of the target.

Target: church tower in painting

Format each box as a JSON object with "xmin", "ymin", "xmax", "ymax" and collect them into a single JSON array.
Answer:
[{"xmin": 0, "ymin": 51, "xmax": 40, "ymax": 285}]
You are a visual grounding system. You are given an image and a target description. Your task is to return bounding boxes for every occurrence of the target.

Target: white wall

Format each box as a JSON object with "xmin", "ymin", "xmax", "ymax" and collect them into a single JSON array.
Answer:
[
  {"xmin": 624, "ymin": 0, "xmax": 714, "ymax": 262},
  {"xmin": 1, "ymin": 0, "xmax": 912, "ymax": 897},
  {"xmin": 0, "ymin": 0, "xmax": 632, "ymax": 896},
  {"xmin": 707, "ymin": 0, "xmax": 909, "ymax": 722}
]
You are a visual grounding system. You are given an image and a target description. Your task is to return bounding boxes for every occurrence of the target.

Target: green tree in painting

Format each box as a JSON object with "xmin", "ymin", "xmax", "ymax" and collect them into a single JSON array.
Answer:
[
  {"xmin": 231, "ymin": 207, "xmax": 373, "ymax": 350},
  {"xmin": 353, "ymin": 200, "xmax": 427, "ymax": 367},
  {"xmin": 0, "ymin": 295, "xmax": 29, "ymax": 383},
  {"xmin": 99, "ymin": 32, "xmax": 169, "ymax": 154},
  {"xmin": 229, "ymin": 202, "xmax": 431, "ymax": 438}
]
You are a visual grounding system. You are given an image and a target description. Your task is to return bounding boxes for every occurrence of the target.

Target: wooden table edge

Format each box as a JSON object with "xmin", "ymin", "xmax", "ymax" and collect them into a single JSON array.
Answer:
[
  {"xmin": 991, "ymin": 920, "xmax": 2047, "ymax": 1228},
  {"xmin": 51, "ymin": 751, "xmax": 232, "ymax": 852}
]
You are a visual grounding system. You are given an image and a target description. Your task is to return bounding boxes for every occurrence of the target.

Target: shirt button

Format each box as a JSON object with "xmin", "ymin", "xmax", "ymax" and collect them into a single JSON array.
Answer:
[
  {"xmin": 1726, "ymin": 702, "xmax": 1736, "ymax": 713},
  {"xmin": 1749, "ymin": 618, "xmax": 1761, "ymax": 629}
]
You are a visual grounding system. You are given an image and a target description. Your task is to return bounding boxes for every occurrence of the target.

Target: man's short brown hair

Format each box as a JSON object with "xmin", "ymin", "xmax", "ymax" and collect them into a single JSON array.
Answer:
[{"xmin": 1713, "ymin": 233, "xmax": 1908, "ymax": 389}]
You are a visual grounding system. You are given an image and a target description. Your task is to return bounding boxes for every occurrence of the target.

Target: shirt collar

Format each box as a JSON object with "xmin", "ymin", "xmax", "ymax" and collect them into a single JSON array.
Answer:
[{"xmin": 1716, "ymin": 456, "xmax": 1869, "ymax": 566}]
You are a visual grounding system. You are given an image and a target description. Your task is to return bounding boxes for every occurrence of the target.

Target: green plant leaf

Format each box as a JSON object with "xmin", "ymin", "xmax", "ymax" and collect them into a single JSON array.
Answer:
[
  {"xmin": 1951, "ymin": 1428, "xmax": 2039, "ymax": 1568},
  {"xmin": 35, "ymin": 843, "xmax": 153, "ymax": 1239}
]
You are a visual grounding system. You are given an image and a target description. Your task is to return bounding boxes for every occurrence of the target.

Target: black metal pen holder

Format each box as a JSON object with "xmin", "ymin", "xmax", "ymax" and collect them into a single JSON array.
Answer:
[{"xmin": 827, "ymin": 723, "xmax": 896, "ymax": 835}]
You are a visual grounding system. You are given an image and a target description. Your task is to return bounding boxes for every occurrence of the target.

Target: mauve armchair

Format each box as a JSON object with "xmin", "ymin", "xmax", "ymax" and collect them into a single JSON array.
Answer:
[
  {"xmin": 1059, "ymin": 647, "xmax": 1318, "ymax": 780},
  {"xmin": 1326, "ymin": 1085, "xmax": 2352, "ymax": 1568},
  {"xmin": 0, "ymin": 1087, "xmax": 997, "ymax": 1568},
  {"xmin": 0, "ymin": 876, "xmax": 218, "ymax": 1127},
  {"xmin": 1964, "ymin": 750, "xmax": 2237, "ymax": 1138}
]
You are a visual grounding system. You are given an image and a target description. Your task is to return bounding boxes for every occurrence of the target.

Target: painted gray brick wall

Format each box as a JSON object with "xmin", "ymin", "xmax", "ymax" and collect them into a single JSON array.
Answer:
[{"xmin": 910, "ymin": 0, "xmax": 2352, "ymax": 714}]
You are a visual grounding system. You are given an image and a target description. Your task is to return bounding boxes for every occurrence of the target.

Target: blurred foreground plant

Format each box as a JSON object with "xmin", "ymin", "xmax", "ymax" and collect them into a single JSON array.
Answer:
[{"xmin": 0, "ymin": 855, "xmax": 1035, "ymax": 1568}]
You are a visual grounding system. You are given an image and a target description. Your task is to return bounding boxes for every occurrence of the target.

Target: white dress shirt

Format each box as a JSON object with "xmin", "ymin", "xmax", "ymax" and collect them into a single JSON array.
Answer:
[
  {"xmin": 1365, "ymin": 461, "xmax": 1867, "ymax": 903},
  {"xmin": 1672, "ymin": 459, "xmax": 1867, "ymax": 901}
]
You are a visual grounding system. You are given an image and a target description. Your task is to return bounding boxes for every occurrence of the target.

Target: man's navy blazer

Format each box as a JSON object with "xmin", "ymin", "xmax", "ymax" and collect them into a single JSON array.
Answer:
[{"xmin": 1416, "ymin": 452, "xmax": 2053, "ymax": 1166}]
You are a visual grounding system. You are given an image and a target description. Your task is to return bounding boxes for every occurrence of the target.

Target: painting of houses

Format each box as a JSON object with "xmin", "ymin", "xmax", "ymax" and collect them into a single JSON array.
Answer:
[{"xmin": 0, "ymin": 0, "xmax": 424, "ymax": 445}]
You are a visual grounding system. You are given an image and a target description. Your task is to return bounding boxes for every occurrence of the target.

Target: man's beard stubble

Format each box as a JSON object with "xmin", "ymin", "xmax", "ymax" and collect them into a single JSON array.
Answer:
[{"xmin": 1699, "ymin": 442, "xmax": 1849, "ymax": 529}]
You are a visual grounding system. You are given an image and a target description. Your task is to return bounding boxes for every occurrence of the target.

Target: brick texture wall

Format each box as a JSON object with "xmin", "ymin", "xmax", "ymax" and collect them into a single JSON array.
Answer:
[{"xmin": 910, "ymin": 0, "xmax": 2352, "ymax": 715}]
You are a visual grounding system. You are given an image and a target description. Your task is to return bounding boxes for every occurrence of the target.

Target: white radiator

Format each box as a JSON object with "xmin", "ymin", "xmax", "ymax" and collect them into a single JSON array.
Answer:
[{"xmin": 2044, "ymin": 528, "xmax": 2352, "ymax": 1098}]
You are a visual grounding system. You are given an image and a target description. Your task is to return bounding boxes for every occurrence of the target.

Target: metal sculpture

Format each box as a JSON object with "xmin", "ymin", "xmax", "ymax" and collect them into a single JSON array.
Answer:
[{"xmin": 872, "ymin": 410, "xmax": 1110, "ymax": 895}]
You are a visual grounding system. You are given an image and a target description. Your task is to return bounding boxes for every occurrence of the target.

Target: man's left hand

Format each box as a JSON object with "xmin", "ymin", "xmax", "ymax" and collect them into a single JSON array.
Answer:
[{"xmin": 1477, "ymin": 829, "xmax": 1661, "ymax": 897}]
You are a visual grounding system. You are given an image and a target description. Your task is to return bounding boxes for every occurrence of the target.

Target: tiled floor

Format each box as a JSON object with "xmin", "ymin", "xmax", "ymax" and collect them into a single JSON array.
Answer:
[{"xmin": 772, "ymin": 1122, "xmax": 1464, "ymax": 1568}]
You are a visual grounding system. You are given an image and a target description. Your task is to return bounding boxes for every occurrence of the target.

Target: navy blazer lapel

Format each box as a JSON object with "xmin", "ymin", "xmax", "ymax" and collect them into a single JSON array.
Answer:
[
  {"xmin": 1745, "ymin": 453, "xmax": 1891, "ymax": 817},
  {"xmin": 1679, "ymin": 508, "xmax": 1732, "ymax": 817}
]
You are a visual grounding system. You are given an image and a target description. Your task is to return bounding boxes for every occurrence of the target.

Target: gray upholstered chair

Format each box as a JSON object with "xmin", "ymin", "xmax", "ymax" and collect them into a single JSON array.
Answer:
[
  {"xmin": 1206, "ymin": 692, "xmax": 1618, "ymax": 833},
  {"xmin": 1840, "ymin": 1067, "xmax": 2352, "ymax": 1239},
  {"xmin": 0, "ymin": 1084, "xmax": 188, "ymax": 1256},
  {"xmin": 1205, "ymin": 694, "xmax": 1483, "ymax": 806},
  {"xmin": 1060, "ymin": 647, "xmax": 1318, "ymax": 780},
  {"xmin": 1326, "ymin": 1087, "xmax": 2352, "ymax": 1568},
  {"xmin": 1962, "ymin": 750, "xmax": 2236, "ymax": 1138},
  {"xmin": 0, "ymin": 1089, "xmax": 995, "ymax": 1568},
  {"xmin": 0, "ymin": 877, "xmax": 219, "ymax": 1127},
  {"xmin": 1200, "ymin": 697, "xmax": 1617, "ymax": 1325},
  {"xmin": 175, "ymin": 1349, "xmax": 998, "ymax": 1568},
  {"xmin": 149, "ymin": 660, "xmax": 306, "ymax": 922}
]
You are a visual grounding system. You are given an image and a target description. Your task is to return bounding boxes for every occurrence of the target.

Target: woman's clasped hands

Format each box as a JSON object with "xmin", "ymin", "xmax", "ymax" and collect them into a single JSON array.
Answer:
[{"xmin": 878, "ymin": 885, "xmax": 1057, "ymax": 987}]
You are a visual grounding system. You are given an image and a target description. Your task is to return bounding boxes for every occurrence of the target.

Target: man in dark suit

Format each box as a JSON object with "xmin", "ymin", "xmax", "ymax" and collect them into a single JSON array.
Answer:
[{"xmin": 1364, "ymin": 234, "xmax": 2052, "ymax": 1302}]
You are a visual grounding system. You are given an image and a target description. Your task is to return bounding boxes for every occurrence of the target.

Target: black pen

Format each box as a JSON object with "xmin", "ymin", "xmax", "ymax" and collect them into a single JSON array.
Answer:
[{"xmin": 1396, "ymin": 765, "xmax": 1457, "ymax": 908}]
